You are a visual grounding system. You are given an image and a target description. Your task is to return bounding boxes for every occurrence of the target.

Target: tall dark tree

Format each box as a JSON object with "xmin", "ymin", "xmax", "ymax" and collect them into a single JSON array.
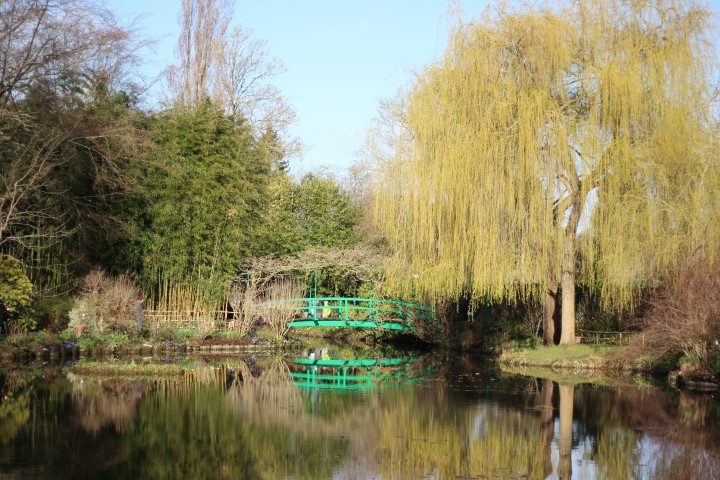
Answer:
[
  {"xmin": 139, "ymin": 102, "xmax": 270, "ymax": 308},
  {"xmin": 0, "ymin": 0, "xmax": 149, "ymax": 293}
]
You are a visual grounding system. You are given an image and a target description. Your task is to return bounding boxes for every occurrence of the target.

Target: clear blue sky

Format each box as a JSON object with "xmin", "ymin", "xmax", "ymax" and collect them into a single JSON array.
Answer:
[
  {"xmin": 105, "ymin": 0, "xmax": 720, "ymax": 174},
  {"xmin": 104, "ymin": 0, "xmax": 492, "ymax": 174}
]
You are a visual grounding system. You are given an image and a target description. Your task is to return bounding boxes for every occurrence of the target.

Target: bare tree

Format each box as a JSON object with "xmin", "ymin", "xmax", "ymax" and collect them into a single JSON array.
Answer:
[
  {"xmin": 240, "ymin": 246, "xmax": 387, "ymax": 289},
  {"xmin": 0, "ymin": 121, "xmax": 70, "ymax": 247},
  {"xmin": 0, "ymin": 0, "xmax": 151, "ymax": 250},
  {"xmin": 0, "ymin": 0, "xmax": 148, "ymax": 108},
  {"xmin": 214, "ymin": 26, "xmax": 278, "ymax": 118},
  {"xmin": 169, "ymin": 1, "xmax": 301, "ymax": 157},
  {"xmin": 170, "ymin": 0, "xmax": 232, "ymax": 107}
]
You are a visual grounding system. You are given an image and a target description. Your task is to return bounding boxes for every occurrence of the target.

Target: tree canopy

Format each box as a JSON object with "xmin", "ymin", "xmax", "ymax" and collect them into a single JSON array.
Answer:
[
  {"xmin": 257, "ymin": 173, "xmax": 359, "ymax": 257},
  {"xmin": 0, "ymin": 0, "xmax": 149, "ymax": 294},
  {"xmin": 137, "ymin": 101, "xmax": 270, "ymax": 307},
  {"xmin": 0, "ymin": 0, "xmax": 311, "ymax": 313},
  {"xmin": 372, "ymin": 0, "xmax": 720, "ymax": 343}
]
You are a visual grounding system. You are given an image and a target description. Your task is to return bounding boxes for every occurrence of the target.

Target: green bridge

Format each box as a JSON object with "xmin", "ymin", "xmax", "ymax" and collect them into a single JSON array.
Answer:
[{"xmin": 281, "ymin": 297, "xmax": 437, "ymax": 332}]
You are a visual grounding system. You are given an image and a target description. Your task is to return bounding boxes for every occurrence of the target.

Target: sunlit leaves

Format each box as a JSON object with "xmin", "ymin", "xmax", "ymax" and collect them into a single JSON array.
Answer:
[{"xmin": 373, "ymin": 0, "xmax": 719, "ymax": 314}]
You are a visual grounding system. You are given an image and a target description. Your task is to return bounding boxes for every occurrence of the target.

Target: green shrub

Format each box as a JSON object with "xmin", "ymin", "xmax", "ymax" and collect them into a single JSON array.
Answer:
[
  {"xmin": 76, "ymin": 332, "xmax": 103, "ymax": 350},
  {"xmin": 153, "ymin": 325, "xmax": 178, "ymax": 341},
  {"xmin": 0, "ymin": 256, "xmax": 35, "ymax": 334},
  {"xmin": 213, "ymin": 330, "xmax": 247, "ymax": 340},
  {"xmin": 101, "ymin": 332, "xmax": 132, "ymax": 349},
  {"xmin": 68, "ymin": 297, "xmax": 98, "ymax": 332},
  {"xmin": 34, "ymin": 296, "xmax": 72, "ymax": 331},
  {"xmin": 174, "ymin": 325, "xmax": 202, "ymax": 341}
]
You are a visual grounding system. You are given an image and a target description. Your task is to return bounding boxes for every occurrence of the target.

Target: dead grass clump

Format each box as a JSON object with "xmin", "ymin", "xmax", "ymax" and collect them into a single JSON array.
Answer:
[
  {"xmin": 68, "ymin": 270, "xmax": 139, "ymax": 333},
  {"xmin": 255, "ymin": 278, "xmax": 306, "ymax": 341}
]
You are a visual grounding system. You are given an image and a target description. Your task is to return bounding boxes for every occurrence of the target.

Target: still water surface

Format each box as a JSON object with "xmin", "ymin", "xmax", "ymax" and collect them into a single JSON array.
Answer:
[{"xmin": 1, "ymin": 349, "xmax": 718, "ymax": 479}]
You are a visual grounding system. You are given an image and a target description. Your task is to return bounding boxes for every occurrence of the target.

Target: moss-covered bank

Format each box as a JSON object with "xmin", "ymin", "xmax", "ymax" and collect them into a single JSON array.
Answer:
[
  {"xmin": 499, "ymin": 343, "xmax": 720, "ymax": 393},
  {"xmin": 499, "ymin": 344, "xmax": 627, "ymax": 371}
]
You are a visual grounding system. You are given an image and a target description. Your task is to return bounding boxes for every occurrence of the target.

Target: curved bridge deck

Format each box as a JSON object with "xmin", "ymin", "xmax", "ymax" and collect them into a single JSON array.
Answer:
[{"xmin": 279, "ymin": 297, "xmax": 437, "ymax": 332}]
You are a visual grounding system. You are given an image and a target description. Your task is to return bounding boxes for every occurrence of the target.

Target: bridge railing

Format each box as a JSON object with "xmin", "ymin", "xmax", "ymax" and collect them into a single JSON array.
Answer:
[
  {"xmin": 300, "ymin": 297, "xmax": 433, "ymax": 320},
  {"xmin": 257, "ymin": 296, "xmax": 437, "ymax": 331},
  {"xmin": 287, "ymin": 357, "xmax": 419, "ymax": 390}
]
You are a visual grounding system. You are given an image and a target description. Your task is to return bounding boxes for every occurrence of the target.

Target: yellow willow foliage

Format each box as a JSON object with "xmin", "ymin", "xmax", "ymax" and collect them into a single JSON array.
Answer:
[
  {"xmin": 593, "ymin": 428, "xmax": 643, "ymax": 479},
  {"xmin": 374, "ymin": 400, "xmax": 547, "ymax": 478},
  {"xmin": 373, "ymin": 0, "xmax": 719, "ymax": 309}
]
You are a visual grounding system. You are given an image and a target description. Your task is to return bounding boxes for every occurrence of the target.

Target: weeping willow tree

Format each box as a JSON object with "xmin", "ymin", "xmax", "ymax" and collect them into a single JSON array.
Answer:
[{"xmin": 373, "ymin": 0, "xmax": 719, "ymax": 344}]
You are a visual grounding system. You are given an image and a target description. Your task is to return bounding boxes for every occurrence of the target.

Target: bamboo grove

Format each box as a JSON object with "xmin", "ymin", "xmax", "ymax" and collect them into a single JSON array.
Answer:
[
  {"xmin": 0, "ymin": 0, "xmax": 360, "ymax": 330},
  {"xmin": 372, "ymin": 0, "xmax": 720, "ymax": 344}
]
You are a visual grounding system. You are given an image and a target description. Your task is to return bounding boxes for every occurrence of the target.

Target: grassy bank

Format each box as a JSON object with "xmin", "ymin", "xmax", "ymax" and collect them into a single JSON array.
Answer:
[
  {"xmin": 499, "ymin": 343, "xmax": 720, "ymax": 394},
  {"xmin": 0, "ymin": 330, "xmax": 304, "ymax": 365},
  {"xmin": 499, "ymin": 344, "xmax": 627, "ymax": 371},
  {"xmin": 499, "ymin": 341, "xmax": 720, "ymax": 377},
  {"xmin": 0, "ymin": 326, "xmax": 411, "ymax": 365},
  {"xmin": 69, "ymin": 360, "xmax": 186, "ymax": 377},
  {"xmin": 499, "ymin": 364, "xmax": 647, "ymax": 387}
]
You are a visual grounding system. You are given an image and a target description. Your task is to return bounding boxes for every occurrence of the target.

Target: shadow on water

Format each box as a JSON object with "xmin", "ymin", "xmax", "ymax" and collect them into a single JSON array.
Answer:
[{"xmin": 1, "ymin": 349, "xmax": 719, "ymax": 479}]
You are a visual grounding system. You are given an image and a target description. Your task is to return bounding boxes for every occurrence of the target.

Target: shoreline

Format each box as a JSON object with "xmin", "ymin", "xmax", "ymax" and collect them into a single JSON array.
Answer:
[
  {"xmin": 0, "ymin": 337, "xmax": 304, "ymax": 367},
  {"xmin": 498, "ymin": 343, "xmax": 720, "ymax": 393}
]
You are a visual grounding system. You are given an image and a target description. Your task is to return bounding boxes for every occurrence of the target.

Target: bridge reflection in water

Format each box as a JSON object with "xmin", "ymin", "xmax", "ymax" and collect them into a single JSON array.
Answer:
[{"xmin": 287, "ymin": 355, "xmax": 428, "ymax": 390}]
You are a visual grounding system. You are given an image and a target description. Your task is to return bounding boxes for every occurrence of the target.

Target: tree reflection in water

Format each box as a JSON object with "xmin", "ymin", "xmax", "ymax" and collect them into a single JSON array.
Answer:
[
  {"xmin": 68, "ymin": 373, "xmax": 143, "ymax": 434},
  {"xmin": 558, "ymin": 382, "xmax": 574, "ymax": 479},
  {"xmin": 0, "ymin": 356, "xmax": 719, "ymax": 479}
]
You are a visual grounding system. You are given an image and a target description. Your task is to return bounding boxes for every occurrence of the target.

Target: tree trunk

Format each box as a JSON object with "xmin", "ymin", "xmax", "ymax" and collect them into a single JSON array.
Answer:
[
  {"xmin": 559, "ymin": 260, "xmax": 576, "ymax": 345},
  {"xmin": 543, "ymin": 285, "xmax": 559, "ymax": 345},
  {"xmin": 544, "ymin": 249, "xmax": 560, "ymax": 345},
  {"xmin": 540, "ymin": 378, "xmax": 555, "ymax": 478},
  {"xmin": 559, "ymin": 192, "xmax": 582, "ymax": 346}
]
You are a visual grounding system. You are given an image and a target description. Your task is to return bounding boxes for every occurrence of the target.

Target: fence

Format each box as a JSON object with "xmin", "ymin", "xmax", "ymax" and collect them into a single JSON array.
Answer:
[
  {"xmin": 145, "ymin": 310, "xmax": 232, "ymax": 333},
  {"xmin": 577, "ymin": 329, "xmax": 634, "ymax": 345}
]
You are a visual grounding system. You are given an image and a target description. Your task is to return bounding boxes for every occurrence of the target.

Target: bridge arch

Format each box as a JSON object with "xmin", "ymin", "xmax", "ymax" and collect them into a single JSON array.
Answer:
[{"xmin": 281, "ymin": 296, "xmax": 437, "ymax": 332}]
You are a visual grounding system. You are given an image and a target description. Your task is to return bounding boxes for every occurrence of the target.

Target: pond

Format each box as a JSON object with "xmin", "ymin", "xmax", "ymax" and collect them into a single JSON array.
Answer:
[{"xmin": 0, "ymin": 348, "xmax": 718, "ymax": 479}]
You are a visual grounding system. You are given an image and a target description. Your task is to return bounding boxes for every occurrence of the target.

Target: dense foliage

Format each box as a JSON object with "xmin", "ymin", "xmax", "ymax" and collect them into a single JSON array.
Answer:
[
  {"xmin": 371, "ymin": 0, "xmax": 720, "ymax": 344},
  {"xmin": 0, "ymin": 0, "xmax": 364, "ymax": 328},
  {"xmin": 137, "ymin": 102, "xmax": 270, "ymax": 306},
  {"xmin": 257, "ymin": 173, "xmax": 359, "ymax": 257}
]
